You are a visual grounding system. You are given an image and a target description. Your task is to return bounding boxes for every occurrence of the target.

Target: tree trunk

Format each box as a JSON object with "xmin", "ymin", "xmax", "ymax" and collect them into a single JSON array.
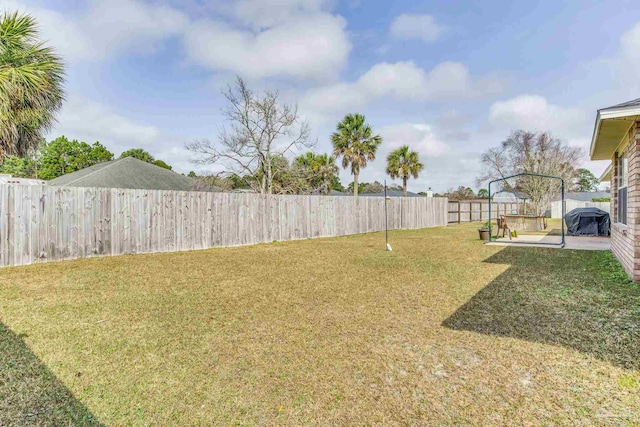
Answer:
[
  {"xmin": 403, "ymin": 177, "xmax": 407, "ymax": 197},
  {"xmin": 353, "ymin": 172, "xmax": 359, "ymax": 196},
  {"xmin": 266, "ymin": 162, "xmax": 273, "ymax": 195},
  {"xmin": 260, "ymin": 165, "xmax": 267, "ymax": 195}
]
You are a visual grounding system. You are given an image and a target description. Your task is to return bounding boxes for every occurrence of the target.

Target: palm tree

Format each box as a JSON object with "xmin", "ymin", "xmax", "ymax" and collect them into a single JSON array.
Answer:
[
  {"xmin": 386, "ymin": 145, "xmax": 424, "ymax": 196},
  {"xmin": 293, "ymin": 152, "xmax": 339, "ymax": 195},
  {"xmin": 312, "ymin": 153, "xmax": 339, "ymax": 195},
  {"xmin": 331, "ymin": 113, "xmax": 382, "ymax": 196},
  {"xmin": 0, "ymin": 12, "xmax": 65, "ymax": 159}
]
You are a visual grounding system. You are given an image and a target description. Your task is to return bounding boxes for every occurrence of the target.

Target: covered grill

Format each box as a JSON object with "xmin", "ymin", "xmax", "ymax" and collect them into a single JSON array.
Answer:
[{"xmin": 564, "ymin": 207, "xmax": 610, "ymax": 236}]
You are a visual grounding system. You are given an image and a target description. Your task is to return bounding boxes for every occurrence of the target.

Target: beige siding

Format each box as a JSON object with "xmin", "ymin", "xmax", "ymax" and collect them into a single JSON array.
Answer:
[{"xmin": 0, "ymin": 186, "xmax": 449, "ymax": 267}]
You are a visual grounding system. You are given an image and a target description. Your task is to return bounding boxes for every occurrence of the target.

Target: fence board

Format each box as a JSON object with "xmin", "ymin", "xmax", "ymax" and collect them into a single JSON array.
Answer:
[
  {"xmin": 448, "ymin": 201, "xmax": 520, "ymax": 224},
  {"xmin": 0, "ymin": 184, "xmax": 449, "ymax": 267}
]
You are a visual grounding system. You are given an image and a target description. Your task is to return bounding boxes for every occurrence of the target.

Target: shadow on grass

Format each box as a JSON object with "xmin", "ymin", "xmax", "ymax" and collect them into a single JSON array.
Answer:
[
  {"xmin": 443, "ymin": 247, "xmax": 640, "ymax": 370},
  {"xmin": 0, "ymin": 321, "xmax": 103, "ymax": 426}
]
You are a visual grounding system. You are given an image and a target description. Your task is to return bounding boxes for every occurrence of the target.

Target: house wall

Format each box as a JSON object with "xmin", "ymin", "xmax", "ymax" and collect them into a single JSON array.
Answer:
[{"xmin": 610, "ymin": 122, "xmax": 640, "ymax": 281}]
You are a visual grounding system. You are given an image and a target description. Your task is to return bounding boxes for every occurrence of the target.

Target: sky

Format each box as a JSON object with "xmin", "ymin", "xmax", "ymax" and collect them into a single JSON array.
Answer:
[{"xmin": 3, "ymin": 0, "xmax": 640, "ymax": 192}]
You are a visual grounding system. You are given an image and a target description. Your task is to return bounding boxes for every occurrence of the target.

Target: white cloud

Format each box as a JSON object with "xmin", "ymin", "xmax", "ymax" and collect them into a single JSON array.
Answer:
[
  {"xmin": 488, "ymin": 95, "xmax": 588, "ymax": 137},
  {"xmin": 302, "ymin": 61, "xmax": 505, "ymax": 120},
  {"xmin": 620, "ymin": 22, "xmax": 640, "ymax": 63},
  {"xmin": 0, "ymin": 0, "xmax": 188, "ymax": 62},
  {"xmin": 182, "ymin": 13, "xmax": 350, "ymax": 80},
  {"xmin": 486, "ymin": 95, "xmax": 599, "ymax": 172},
  {"xmin": 379, "ymin": 123, "xmax": 448, "ymax": 157},
  {"xmin": 610, "ymin": 22, "xmax": 640, "ymax": 92},
  {"xmin": 52, "ymin": 96, "xmax": 161, "ymax": 153},
  {"xmin": 390, "ymin": 13, "xmax": 444, "ymax": 43},
  {"xmin": 231, "ymin": 0, "xmax": 332, "ymax": 28}
]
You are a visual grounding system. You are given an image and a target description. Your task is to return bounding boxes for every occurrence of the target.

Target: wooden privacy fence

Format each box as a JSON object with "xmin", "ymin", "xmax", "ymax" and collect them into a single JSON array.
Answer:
[
  {"xmin": 448, "ymin": 201, "xmax": 519, "ymax": 224},
  {"xmin": 0, "ymin": 185, "xmax": 448, "ymax": 267}
]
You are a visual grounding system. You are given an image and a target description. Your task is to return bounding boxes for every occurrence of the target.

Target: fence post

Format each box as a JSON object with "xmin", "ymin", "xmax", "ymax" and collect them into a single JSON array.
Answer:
[
  {"xmin": 469, "ymin": 203, "xmax": 472, "ymax": 222},
  {"xmin": 457, "ymin": 201, "xmax": 461, "ymax": 224},
  {"xmin": 479, "ymin": 202, "xmax": 482, "ymax": 221}
]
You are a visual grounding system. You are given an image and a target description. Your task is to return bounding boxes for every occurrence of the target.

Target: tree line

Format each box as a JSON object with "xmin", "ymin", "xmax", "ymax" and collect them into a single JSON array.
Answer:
[
  {"xmin": 185, "ymin": 77, "xmax": 424, "ymax": 196},
  {"xmin": 0, "ymin": 136, "xmax": 173, "ymax": 180},
  {"xmin": 436, "ymin": 167, "xmax": 599, "ymax": 201}
]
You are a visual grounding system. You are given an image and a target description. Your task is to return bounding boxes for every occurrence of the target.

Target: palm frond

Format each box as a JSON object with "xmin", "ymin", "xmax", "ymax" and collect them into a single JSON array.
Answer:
[
  {"xmin": 0, "ymin": 11, "xmax": 65, "ymax": 157},
  {"xmin": 331, "ymin": 113, "xmax": 382, "ymax": 185}
]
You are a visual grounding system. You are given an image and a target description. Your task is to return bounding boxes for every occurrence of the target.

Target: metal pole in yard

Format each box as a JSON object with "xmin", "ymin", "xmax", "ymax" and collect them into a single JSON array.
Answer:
[
  {"xmin": 384, "ymin": 180, "xmax": 391, "ymax": 251},
  {"xmin": 561, "ymin": 178, "xmax": 565, "ymax": 247},
  {"xmin": 488, "ymin": 184, "xmax": 492, "ymax": 240}
]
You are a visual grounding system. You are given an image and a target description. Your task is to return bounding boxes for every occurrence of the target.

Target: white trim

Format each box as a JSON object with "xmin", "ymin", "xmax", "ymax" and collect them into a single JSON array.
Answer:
[
  {"xmin": 599, "ymin": 163, "xmax": 612, "ymax": 182},
  {"xmin": 589, "ymin": 107, "xmax": 640, "ymax": 159}
]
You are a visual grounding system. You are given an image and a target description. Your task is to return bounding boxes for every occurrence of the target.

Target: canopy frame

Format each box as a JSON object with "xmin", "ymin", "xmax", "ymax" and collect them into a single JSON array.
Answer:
[{"xmin": 487, "ymin": 173, "xmax": 565, "ymax": 248}]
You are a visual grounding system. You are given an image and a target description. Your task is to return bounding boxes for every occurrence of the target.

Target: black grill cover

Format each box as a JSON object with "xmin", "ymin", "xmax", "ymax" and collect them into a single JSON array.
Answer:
[{"xmin": 564, "ymin": 207, "xmax": 610, "ymax": 236}]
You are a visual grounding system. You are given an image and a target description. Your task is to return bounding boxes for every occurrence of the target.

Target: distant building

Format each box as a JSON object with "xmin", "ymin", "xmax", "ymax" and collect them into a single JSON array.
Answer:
[
  {"xmin": 0, "ymin": 174, "xmax": 47, "ymax": 185},
  {"xmin": 310, "ymin": 189, "xmax": 348, "ymax": 196},
  {"xmin": 491, "ymin": 190, "xmax": 529, "ymax": 203},
  {"xmin": 426, "ymin": 187, "xmax": 434, "ymax": 198},
  {"xmin": 48, "ymin": 157, "xmax": 222, "ymax": 192},
  {"xmin": 360, "ymin": 190, "xmax": 422, "ymax": 197}
]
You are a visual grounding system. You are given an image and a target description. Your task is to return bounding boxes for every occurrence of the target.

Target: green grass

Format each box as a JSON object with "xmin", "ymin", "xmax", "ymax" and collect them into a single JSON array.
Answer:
[{"xmin": 0, "ymin": 223, "xmax": 639, "ymax": 426}]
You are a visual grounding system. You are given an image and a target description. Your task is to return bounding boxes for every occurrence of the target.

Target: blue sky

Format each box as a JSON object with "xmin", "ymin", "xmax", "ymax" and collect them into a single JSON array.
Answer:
[{"xmin": 3, "ymin": 0, "xmax": 639, "ymax": 192}]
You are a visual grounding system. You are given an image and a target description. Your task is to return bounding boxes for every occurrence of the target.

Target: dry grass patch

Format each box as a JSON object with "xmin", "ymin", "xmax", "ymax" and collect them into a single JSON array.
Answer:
[{"xmin": 0, "ymin": 223, "xmax": 638, "ymax": 426}]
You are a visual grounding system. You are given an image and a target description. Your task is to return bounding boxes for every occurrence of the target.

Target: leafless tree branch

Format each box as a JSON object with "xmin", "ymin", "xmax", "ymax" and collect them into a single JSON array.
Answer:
[{"xmin": 185, "ymin": 76, "xmax": 314, "ymax": 194}]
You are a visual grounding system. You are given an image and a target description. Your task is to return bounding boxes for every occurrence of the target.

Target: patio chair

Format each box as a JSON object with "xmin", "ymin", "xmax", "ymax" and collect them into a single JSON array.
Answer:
[{"xmin": 495, "ymin": 215, "xmax": 512, "ymax": 240}]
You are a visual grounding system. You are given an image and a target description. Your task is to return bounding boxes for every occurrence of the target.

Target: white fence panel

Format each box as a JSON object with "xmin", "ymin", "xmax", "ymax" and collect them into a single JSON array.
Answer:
[{"xmin": 550, "ymin": 200, "xmax": 610, "ymax": 218}]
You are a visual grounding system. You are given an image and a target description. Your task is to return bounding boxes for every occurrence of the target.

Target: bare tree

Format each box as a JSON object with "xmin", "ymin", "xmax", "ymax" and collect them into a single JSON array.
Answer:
[
  {"xmin": 477, "ymin": 130, "xmax": 582, "ymax": 214},
  {"xmin": 186, "ymin": 77, "xmax": 312, "ymax": 194}
]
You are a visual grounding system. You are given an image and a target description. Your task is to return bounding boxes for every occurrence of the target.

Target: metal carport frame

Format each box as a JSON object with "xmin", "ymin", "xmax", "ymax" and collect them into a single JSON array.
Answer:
[{"xmin": 488, "ymin": 173, "xmax": 565, "ymax": 248}]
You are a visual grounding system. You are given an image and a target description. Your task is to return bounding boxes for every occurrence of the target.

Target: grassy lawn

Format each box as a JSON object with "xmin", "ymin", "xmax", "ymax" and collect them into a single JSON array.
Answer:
[{"xmin": 1, "ymin": 222, "xmax": 639, "ymax": 426}]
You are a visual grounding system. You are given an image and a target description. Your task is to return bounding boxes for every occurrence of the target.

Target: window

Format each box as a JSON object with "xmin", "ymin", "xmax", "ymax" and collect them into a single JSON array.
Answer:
[{"xmin": 617, "ymin": 150, "xmax": 628, "ymax": 224}]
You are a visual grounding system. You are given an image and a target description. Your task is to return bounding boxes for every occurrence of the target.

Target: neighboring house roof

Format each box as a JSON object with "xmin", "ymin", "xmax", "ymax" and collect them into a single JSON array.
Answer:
[
  {"xmin": 360, "ymin": 190, "xmax": 421, "ymax": 197},
  {"xmin": 0, "ymin": 174, "xmax": 47, "ymax": 185},
  {"xmin": 492, "ymin": 190, "xmax": 529, "ymax": 200},
  {"xmin": 553, "ymin": 191, "xmax": 610, "ymax": 202},
  {"xmin": 310, "ymin": 189, "xmax": 348, "ymax": 196},
  {"xmin": 590, "ymin": 97, "xmax": 640, "ymax": 160},
  {"xmin": 48, "ymin": 157, "xmax": 222, "ymax": 192}
]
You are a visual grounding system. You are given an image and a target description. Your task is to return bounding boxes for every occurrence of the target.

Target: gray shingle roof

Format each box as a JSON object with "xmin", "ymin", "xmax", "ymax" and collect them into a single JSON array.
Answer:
[
  {"xmin": 360, "ymin": 190, "xmax": 421, "ymax": 197},
  {"xmin": 493, "ymin": 190, "xmax": 529, "ymax": 200},
  {"xmin": 600, "ymin": 98, "xmax": 640, "ymax": 111},
  {"xmin": 310, "ymin": 189, "xmax": 348, "ymax": 196},
  {"xmin": 49, "ymin": 157, "xmax": 221, "ymax": 192},
  {"xmin": 555, "ymin": 191, "xmax": 610, "ymax": 202}
]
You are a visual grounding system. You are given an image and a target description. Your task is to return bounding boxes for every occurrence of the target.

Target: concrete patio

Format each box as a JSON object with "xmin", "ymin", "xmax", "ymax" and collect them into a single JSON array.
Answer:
[{"xmin": 486, "ymin": 235, "xmax": 611, "ymax": 250}]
